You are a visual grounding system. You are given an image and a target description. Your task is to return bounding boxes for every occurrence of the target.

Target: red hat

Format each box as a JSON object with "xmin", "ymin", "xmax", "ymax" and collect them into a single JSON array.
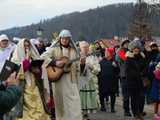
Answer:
[{"xmin": 105, "ymin": 48, "xmax": 114, "ymax": 56}]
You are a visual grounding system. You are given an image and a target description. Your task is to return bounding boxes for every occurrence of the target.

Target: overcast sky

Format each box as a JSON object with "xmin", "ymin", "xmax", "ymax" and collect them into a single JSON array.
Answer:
[{"xmin": 0, "ymin": 0, "xmax": 135, "ymax": 30}]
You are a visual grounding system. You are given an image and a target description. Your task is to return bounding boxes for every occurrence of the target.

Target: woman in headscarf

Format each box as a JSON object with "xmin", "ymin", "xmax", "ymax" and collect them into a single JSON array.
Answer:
[
  {"xmin": 11, "ymin": 38, "xmax": 50, "ymax": 120},
  {"xmin": 0, "ymin": 34, "xmax": 15, "ymax": 72}
]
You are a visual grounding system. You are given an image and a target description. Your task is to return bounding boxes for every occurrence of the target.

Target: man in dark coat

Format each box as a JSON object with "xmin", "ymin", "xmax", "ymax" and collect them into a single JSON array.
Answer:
[
  {"xmin": 0, "ymin": 72, "xmax": 21, "ymax": 120},
  {"xmin": 98, "ymin": 48, "xmax": 119, "ymax": 112},
  {"xmin": 125, "ymin": 41, "xmax": 147, "ymax": 120}
]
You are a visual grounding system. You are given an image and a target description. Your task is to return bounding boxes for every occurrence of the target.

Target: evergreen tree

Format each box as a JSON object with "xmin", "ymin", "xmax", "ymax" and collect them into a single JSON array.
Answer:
[{"xmin": 128, "ymin": 2, "xmax": 152, "ymax": 40}]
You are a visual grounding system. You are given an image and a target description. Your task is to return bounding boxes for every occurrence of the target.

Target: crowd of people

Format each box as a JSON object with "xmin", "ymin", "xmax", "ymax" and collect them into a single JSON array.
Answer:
[{"xmin": 0, "ymin": 29, "xmax": 160, "ymax": 120}]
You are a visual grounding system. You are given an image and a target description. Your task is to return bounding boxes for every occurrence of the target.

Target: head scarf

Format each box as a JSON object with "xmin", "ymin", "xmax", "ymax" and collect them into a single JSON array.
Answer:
[
  {"xmin": 51, "ymin": 29, "xmax": 79, "ymax": 56},
  {"xmin": 11, "ymin": 38, "xmax": 40, "ymax": 64},
  {"xmin": 59, "ymin": 29, "xmax": 72, "ymax": 38},
  {"xmin": 0, "ymin": 34, "xmax": 9, "ymax": 42}
]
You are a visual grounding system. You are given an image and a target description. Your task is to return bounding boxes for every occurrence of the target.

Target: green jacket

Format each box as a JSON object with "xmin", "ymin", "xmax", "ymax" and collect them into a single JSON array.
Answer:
[{"xmin": 0, "ymin": 84, "xmax": 21, "ymax": 114}]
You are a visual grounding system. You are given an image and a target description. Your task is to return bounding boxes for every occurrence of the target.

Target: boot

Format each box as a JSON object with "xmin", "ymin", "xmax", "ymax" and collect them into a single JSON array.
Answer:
[
  {"xmin": 124, "ymin": 112, "xmax": 132, "ymax": 117},
  {"xmin": 100, "ymin": 107, "xmax": 106, "ymax": 112}
]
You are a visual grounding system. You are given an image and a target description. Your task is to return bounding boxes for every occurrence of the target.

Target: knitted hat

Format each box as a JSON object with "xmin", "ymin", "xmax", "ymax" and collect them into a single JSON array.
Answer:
[{"xmin": 128, "ymin": 40, "xmax": 141, "ymax": 51}]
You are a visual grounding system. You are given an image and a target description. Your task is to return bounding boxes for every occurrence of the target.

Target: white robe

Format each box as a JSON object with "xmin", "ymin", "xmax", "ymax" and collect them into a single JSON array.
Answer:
[
  {"xmin": 0, "ymin": 44, "xmax": 15, "ymax": 72},
  {"xmin": 41, "ymin": 46, "xmax": 82, "ymax": 120}
]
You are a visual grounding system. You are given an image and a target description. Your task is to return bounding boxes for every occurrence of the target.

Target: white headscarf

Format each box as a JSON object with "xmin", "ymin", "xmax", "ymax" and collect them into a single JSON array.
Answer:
[
  {"xmin": 11, "ymin": 38, "xmax": 40, "ymax": 64},
  {"xmin": 0, "ymin": 34, "xmax": 9, "ymax": 42}
]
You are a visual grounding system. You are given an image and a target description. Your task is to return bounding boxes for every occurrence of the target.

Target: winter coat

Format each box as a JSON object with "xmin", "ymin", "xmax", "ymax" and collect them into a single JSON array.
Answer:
[
  {"xmin": 150, "ymin": 79, "xmax": 160, "ymax": 101},
  {"xmin": 116, "ymin": 48, "xmax": 128, "ymax": 85},
  {"xmin": 98, "ymin": 58, "xmax": 120, "ymax": 94},
  {"xmin": 125, "ymin": 51, "xmax": 147, "ymax": 92},
  {"xmin": 150, "ymin": 69, "xmax": 160, "ymax": 101},
  {"xmin": 148, "ymin": 53, "xmax": 160, "ymax": 83},
  {"xmin": 0, "ymin": 84, "xmax": 21, "ymax": 114}
]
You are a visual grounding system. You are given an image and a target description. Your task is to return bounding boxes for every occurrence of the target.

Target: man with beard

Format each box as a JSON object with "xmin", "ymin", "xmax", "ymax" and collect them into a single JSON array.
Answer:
[{"xmin": 95, "ymin": 40, "xmax": 105, "ymax": 59}]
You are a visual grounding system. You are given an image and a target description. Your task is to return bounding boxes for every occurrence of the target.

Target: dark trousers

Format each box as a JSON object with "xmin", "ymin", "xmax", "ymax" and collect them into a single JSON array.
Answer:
[
  {"xmin": 139, "ymin": 94, "xmax": 145, "ymax": 113},
  {"xmin": 129, "ymin": 89, "xmax": 145, "ymax": 116},
  {"xmin": 122, "ymin": 85, "xmax": 130, "ymax": 113},
  {"xmin": 0, "ymin": 114, "xmax": 3, "ymax": 120},
  {"xmin": 99, "ymin": 92, "xmax": 116, "ymax": 110},
  {"xmin": 121, "ymin": 77, "xmax": 130, "ymax": 113}
]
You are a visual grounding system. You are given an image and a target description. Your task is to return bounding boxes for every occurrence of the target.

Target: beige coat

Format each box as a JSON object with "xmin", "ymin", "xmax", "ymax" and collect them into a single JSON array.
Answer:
[{"xmin": 41, "ymin": 46, "xmax": 82, "ymax": 120}]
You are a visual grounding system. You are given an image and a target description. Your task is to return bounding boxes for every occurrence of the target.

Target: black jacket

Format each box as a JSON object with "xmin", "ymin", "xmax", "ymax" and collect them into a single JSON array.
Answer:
[
  {"xmin": 98, "ymin": 58, "xmax": 120, "ymax": 94},
  {"xmin": 125, "ymin": 52, "xmax": 147, "ymax": 91}
]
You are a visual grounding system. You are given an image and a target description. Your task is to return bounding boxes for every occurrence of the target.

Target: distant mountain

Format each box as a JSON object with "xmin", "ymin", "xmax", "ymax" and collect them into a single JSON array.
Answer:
[{"xmin": 0, "ymin": 3, "xmax": 160, "ymax": 41}]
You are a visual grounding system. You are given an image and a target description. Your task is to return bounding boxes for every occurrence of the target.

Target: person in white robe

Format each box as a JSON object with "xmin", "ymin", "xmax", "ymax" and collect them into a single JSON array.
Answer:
[
  {"xmin": 0, "ymin": 34, "xmax": 15, "ymax": 72},
  {"xmin": 41, "ymin": 29, "xmax": 83, "ymax": 120},
  {"xmin": 78, "ymin": 41, "xmax": 100, "ymax": 119}
]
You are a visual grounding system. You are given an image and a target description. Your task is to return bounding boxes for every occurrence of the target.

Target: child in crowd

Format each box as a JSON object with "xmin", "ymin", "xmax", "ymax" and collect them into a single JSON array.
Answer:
[{"xmin": 150, "ymin": 62, "xmax": 160, "ymax": 119}]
